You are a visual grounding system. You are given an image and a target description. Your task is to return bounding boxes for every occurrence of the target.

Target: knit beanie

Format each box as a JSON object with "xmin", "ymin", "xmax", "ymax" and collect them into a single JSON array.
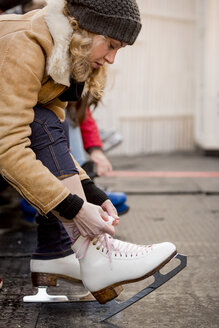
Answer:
[{"xmin": 66, "ymin": 0, "xmax": 142, "ymax": 45}]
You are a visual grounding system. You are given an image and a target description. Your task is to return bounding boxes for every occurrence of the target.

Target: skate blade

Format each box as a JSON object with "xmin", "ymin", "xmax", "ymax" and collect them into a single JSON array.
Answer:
[
  {"xmin": 100, "ymin": 253, "xmax": 187, "ymax": 322},
  {"xmin": 23, "ymin": 287, "xmax": 95, "ymax": 303}
]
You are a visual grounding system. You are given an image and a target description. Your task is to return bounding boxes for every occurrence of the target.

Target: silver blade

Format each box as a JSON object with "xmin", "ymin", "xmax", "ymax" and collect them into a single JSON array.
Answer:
[
  {"xmin": 23, "ymin": 287, "xmax": 69, "ymax": 303},
  {"xmin": 100, "ymin": 253, "xmax": 187, "ymax": 322},
  {"xmin": 23, "ymin": 287, "xmax": 95, "ymax": 303}
]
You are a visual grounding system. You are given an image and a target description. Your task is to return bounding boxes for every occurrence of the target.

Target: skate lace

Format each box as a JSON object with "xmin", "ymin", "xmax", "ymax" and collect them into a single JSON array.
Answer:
[{"xmin": 76, "ymin": 234, "xmax": 152, "ymax": 269}]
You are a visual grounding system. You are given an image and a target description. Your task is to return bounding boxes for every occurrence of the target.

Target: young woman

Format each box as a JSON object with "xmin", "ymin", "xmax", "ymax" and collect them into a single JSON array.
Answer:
[{"xmin": 0, "ymin": 0, "xmax": 176, "ymax": 304}]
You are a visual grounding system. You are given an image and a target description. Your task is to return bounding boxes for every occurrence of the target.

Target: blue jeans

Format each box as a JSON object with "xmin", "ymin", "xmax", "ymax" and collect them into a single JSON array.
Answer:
[
  {"xmin": 30, "ymin": 106, "xmax": 78, "ymax": 260},
  {"xmin": 67, "ymin": 122, "xmax": 87, "ymax": 166}
]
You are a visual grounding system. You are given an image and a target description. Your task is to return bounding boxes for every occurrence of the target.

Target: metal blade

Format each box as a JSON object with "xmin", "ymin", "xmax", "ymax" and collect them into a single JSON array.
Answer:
[
  {"xmin": 100, "ymin": 253, "xmax": 187, "ymax": 322},
  {"xmin": 23, "ymin": 287, "xmax": 95, "ymax": 303},
  {"xmin": 23, "ymin": 287, "xmax": 69, "ymax": 303}
]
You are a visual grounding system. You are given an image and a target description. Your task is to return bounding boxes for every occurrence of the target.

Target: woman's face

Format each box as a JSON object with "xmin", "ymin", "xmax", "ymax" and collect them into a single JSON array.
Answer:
[{"xmin": 88, "ymin": 35, "xmax": 126, "ymax": 69}]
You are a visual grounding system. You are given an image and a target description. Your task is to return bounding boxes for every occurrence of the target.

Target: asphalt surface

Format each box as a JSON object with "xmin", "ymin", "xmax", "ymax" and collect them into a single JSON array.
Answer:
[{"xmin": 0, "ymin": 152, "xmax": 218, "ymax": 328}]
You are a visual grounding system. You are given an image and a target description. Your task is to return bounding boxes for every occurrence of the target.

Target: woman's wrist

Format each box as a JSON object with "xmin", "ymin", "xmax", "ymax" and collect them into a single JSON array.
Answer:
[
  {"xmin": 81, "ymin": 179, "xmax": 109, "ymax": 205},
  {"xmin": 86, "ymin": 146, "xmax": 103, "ymax": 154},
  {"xmin": 54, "ymin": 193, "xmax": 84, "ymax": 220}
]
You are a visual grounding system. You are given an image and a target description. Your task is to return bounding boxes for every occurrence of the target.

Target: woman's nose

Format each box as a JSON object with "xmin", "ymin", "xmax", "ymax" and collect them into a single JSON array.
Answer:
[{"xmin": 104, "ymin": 49, "xmax": 117, "ymax": 64}]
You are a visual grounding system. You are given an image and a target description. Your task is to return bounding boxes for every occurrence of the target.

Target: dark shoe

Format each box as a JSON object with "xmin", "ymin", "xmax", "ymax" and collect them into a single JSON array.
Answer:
[{"xmin": 81, "ymin": 161, "xmax": 98, "ymax": 180}]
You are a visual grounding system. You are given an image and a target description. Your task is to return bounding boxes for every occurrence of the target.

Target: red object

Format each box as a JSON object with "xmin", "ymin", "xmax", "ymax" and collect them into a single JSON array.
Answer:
[
  {"xmin": 106, "ymin": 171, "xmax": 219, "ymax": 178},
  {"xmin": 80, "ymin": 107, "xmax": 103, "ymax": 151}
]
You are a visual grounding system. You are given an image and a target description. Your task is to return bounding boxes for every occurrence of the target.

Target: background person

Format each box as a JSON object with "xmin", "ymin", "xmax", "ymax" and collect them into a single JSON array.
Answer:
[{"xmin": 67, "ymin": 101, "xmax": 129, "ymax": 215}]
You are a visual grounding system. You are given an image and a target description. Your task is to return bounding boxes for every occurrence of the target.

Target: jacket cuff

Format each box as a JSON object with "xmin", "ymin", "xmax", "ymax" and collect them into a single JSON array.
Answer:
[
  {"xmin": 86, "ymin": 146, "xmax": 103, "ymax": 154},
  {"xmin": 54, "ymin": 194, "xmax": 84, "ymax": 220},
  {"xmin": 81, "ymin": 179, "xmax": 109, "ymax": 205}
]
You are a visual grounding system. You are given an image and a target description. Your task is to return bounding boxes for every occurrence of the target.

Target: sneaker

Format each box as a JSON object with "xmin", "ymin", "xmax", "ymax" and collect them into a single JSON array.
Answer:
[{"xmin": 99, "ymin": 130, "xmax": 123, "ymax": 152}]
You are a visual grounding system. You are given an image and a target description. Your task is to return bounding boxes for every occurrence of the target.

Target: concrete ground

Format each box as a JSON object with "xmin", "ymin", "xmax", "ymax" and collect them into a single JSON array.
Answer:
[{"xmin": 0, "ymin": 152, "xmax": 219, "ymax": 328}]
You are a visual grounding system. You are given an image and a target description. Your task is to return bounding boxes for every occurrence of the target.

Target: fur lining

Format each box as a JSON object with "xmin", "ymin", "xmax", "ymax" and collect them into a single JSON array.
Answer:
[{"xmin": 45, "ymin": 0, "xmax": 73, "ymax": 86}]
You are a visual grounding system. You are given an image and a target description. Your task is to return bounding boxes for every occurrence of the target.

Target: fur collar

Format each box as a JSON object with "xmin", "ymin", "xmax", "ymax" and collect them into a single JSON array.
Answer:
[{"xmin": 45, "ymin": 0, "xmax": 73, "ymax": 86}]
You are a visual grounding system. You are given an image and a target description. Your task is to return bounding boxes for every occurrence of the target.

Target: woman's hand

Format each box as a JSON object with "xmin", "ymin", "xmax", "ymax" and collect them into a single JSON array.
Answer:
[
  {"xmin": 101, "ymin": 199, "xmax": 119, "ymax": 226},
  {"xmin": 74, "ymin": 201, "xmax": 115, "ymax": 238}
]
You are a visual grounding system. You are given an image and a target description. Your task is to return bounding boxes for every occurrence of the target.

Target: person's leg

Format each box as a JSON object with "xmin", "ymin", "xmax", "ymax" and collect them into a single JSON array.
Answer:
[
  {"xmin": 0, "ymin": 175, "xmax": 10, "ymax": 205},
  {"xmin": 28, "ymin": 106, "xmax": 83, "ymax": 286},
  {"xmin": 29, "ymin": 106, "xmax": 79, "ymax": 260},
  {"xmin": 68, "ymin": 121, "xmax": 97, "ymax": 179},
  {"xmin": 32, "ymin": 213, "xmax": 73, "ymax": 260},
  {"xmin": 67, "ymin": 122, "xmax": 87, "ymax": 166}
]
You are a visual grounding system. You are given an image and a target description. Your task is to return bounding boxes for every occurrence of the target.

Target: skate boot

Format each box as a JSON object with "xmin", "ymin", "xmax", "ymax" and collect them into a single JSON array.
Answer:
[
  {"xmin": 23, "ymin": 254, "xmax": 94, "ymax": 302},
  {"xmin": 30, "ymin": 253, "xmax": 81, "ymax": 287},
  {"xmin": 72, "ymin": 234, "xmax": 177, "ymax": 304}
]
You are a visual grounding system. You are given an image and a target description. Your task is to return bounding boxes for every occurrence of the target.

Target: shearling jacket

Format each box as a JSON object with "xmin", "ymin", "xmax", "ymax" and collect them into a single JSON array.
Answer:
[{"xmin": 0, "ymin": 2, "xmax": 89, "ymax": 215}]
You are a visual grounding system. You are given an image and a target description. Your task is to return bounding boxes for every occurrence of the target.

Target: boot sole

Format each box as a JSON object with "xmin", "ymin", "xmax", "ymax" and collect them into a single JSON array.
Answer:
[
  {"xmin": 31, "ymin": 272, "xmax": 82, "ymax": 287},
  {"xmin": 92, "ymin": 250, "xmax": 177, "ymax": 304}
]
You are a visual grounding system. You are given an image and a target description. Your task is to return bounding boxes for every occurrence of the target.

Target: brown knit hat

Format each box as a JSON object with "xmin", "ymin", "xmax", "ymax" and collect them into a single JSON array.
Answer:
[{"xmin": 66, "ymin": 0, "xmax": 142, "ymax": 45}]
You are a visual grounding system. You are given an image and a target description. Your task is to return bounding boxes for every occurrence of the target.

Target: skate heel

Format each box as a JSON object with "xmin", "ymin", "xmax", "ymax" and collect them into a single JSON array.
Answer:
[
  {"xmin": 91, "ymin": 285, "xmax": 123, "ymax": 304},
  {"xmin": 31, "ymin": 272, "xmax": 58, "ymax": 287}
]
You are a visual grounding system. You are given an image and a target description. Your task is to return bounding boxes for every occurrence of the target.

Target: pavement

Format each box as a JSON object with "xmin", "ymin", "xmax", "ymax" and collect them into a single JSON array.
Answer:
[{"xmin": 0, "ymin": 151, "xmax": 219, "ymax": 328}]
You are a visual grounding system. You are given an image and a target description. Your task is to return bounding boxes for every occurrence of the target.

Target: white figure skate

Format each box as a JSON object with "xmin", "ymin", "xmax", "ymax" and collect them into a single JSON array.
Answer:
[
  {"xmin": 23, "ymin": 253, "xmax": 94, "ymax": 302},
  {"xmin": 23, "ymin": 216, "xmax": 187, "ymax": 321},
  {"xmin": 72, "ymin": 234, "xmax": 177, "ymax": 304}
]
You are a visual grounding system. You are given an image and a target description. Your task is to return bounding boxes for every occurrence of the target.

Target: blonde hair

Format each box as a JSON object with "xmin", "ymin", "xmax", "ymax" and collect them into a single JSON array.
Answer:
[{"xmin": 63, "ymin": 7, "xmax": 107, "ymax": 102}]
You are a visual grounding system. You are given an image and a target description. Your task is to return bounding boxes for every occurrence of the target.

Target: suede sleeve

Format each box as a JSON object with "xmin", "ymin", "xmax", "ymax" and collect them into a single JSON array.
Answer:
[{"xmin": 0, "ymin": 23, "xmax": 70, "ymax": 214}]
